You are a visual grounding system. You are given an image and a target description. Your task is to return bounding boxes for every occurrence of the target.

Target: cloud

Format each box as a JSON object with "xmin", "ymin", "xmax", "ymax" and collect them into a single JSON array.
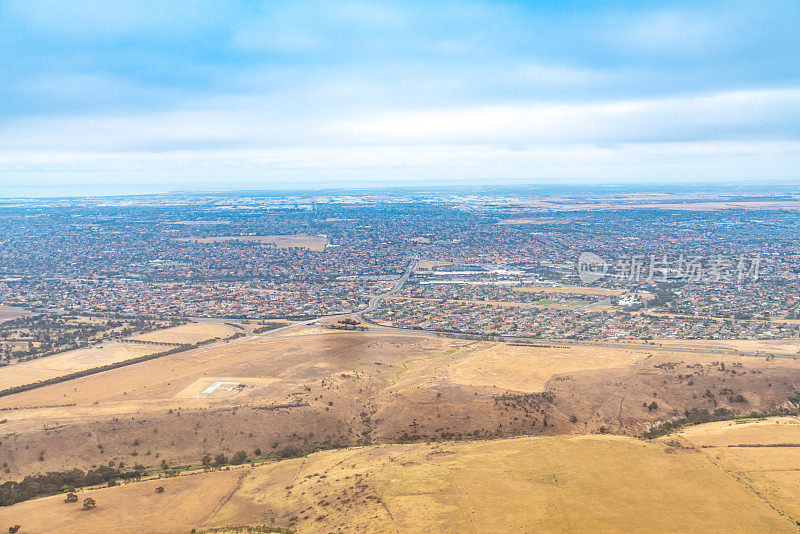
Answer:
[
  {"xmin": 1, "ymin": 140, "xmax": 798, "ymax": 193},
  {"xmin": 0, "ymin": 1, "xmax": 798, "ymax": 190},
  {"xmin": 323, "ymin": 88, "xmax": 800, "ymax": 144}
]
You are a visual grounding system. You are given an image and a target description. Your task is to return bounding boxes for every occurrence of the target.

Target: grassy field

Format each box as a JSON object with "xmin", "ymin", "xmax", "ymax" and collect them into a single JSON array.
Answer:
[
  {"xmin": 0, "ymin": 433, "xmax": 794, "ymax": 533},
  {"xmin": 447, "ymin": 343, "xmax": 645, "ymax": 392},
  {"xmin": 130, "ymin": 322, "xmax": 239, "ymax": 344},
  {"xmin": 644, "ymin": 338, "xmax": 800, "ymax": 355},
  {"xmin": 0, "ymin": 305, "xmax": 31, "ymax": 322},
  {"xmin": 176, "ymin": 235, "xmax": 328, "ymax": 251},
  {"xmin": 677, "ymin": 416, "xmax": 800, "ymax": 524},
  {"xmin": 0, "ymin": 341, "xmax": 158, "ymax": 391},
  {"xmin": 2, "ymin": 328, "xmax": 800, "ymax": 489},
  {"xmin": 0, "ymin": 468, "xmax": 246, "ymax": 534},
  {"xmin": 513, "ymin": 285, "xmax": 630, "ymax": 297}
]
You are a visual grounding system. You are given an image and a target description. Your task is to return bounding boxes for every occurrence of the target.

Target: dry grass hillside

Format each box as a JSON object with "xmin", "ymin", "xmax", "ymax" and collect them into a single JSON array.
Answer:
[
  {"xmin": 0, "ymin": 432, "xmax": 795, "ymax": 533},
  {"xmin": 2, "ymin": 328, "xmax": 800, "ymax": 481}
]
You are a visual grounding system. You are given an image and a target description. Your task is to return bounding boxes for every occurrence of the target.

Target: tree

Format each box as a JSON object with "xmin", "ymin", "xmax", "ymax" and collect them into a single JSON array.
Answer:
[
  {"xmin": 82, "ymin": 497, "xmax": 96, "ymax": 510},
  {"xmin": 231, "ymin": 451, "xmax": 247, "ymax": 465},
  {"xmin": 254, "ymin": 448, "xmax": 262, "ymax": 457},
  {"xmin": 64, "ymin": 492, "xmax": 78, "ymax": 503},
  {"xmin": 201, "ymin": 454, "xmax": 212, "ymax": 467},
  {"xmin": 155, "ymin": 486, "xmax": 164, "ymax": 494},
  {"xmin": 214, "ymin": 453, "xmax": 228, "ymax": 466},
  {"xmin": 9, "ymin": 526, "xmax": 21, "ymax": 534}
]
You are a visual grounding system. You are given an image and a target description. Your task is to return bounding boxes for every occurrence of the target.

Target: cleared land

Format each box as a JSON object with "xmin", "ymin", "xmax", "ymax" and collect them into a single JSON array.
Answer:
[
  {"xmin": 678, "ymin": 416, "xmax": 800, "ymax": 525},
  {"xmin": 646, "ymin": 338, "xmax": 800, "ymax": 355},
  {"xmin": 0, "ymin": 468, "xmax": 246, "ymax": 534},
  {"xmin": 0, "ymin": 434, "xmax": 794, "ymax": 533},
  {"xmin": 130, "ymin": 322, "xmax": 239, "ymax": 344},
  {"xmin": 513, "ymin": 285, "xmax": 630, "ymax": 296},
  {"xmin": 497, "ymin": 218, "xmax": 569, "ymax": 225},
  {"xmin": 448, "ymin": 343, "xmax": 645, "ymax": 392},
  {"xmin": 2, "ymin": 329, "xmax": 800, "ymax": 484},
  {"xmin": 176, "ymin": 235, "xmax": 328, "ymax": 251},
  {"xmin": 0, "ymin": 305, "xmax": 31, "ymax": 322},
  {"xmin": 414, "ymin": 260, "xmax": 454, "ymax": 271},
  {"xmin": 0, "ymin": 341, "xmax": 157, "ymax": 391}
]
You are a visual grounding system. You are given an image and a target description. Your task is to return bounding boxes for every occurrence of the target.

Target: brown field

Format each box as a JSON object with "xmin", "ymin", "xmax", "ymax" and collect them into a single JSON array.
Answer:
[
  {"xmin": 497, "ymin": 217, "xmax": 569, "ymax": 225},
  {"xmin": 0, "ymin": 341, "xmax": 157, "ymax": 391},
  {"xmin": 130, "ymin": 322, "xmax": 239, "ymax": 344},
  {"xmin": 2, "ymin": 328, "xmax": 800, "ymax": 488},
  {"xmin": 174, "ymin": 376, "xmax": 279, "ymax": 399},
  {"xmin": 414, "ymin": 260, "xmax": 453, "ymax": 271},
  {"xmin": 513, "ymin": 285, "xmax": 630, "ymax": 296},
  {"xmin": 176, "ymin": 234, "xmax": 328, "ymax": 251},
  {"xmin": 641, "ymin": 338, "xmax": 800, "ymax": 355},
  {"xmin": 448, "ymin": 343, "xmax": 645, "ymax": 392},
  {"xmin": 677, "ymin": 416, "xmax": 800, "ymax": 524},
  {"xmin": 0, "ymin": 467, "xmax": 246, "ymax": 534},
  {"xmin": 0, "ymin": 305, "xmax": 31, "ymax": 322},
  {"xmin": 1, "ymin": 433, "xmax": 794, "ymax": 533}
]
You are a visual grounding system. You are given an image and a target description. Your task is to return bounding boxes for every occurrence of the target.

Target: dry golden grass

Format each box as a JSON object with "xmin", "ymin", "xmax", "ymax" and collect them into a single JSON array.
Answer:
[
  {"xmin": 447, "ymin": 343, "xmax": 646, "ymax": 392},
  {"xmin": 513, "ymin": 285, "xmax": 628, "ymax": 296},
  {"xmin": 0, "ymin": 467, "xmax": 246, "ymax": 534},
  {"xmin": 0, "ymin": 305, "xmax": 31, "ymax": 322},
  {"xmin": 677, "ymin": 416, "xmax": 800, "ymax": 524},
  {"xmin": 173, "ymin": 376, "xmax": 279, "ymax": 399},
  {"xmin": 130, "ymin": 322, "xmax": 239, "ymax": 344},
  {"xmin": 176, "ymin": 235, "xmax": 327, "ymax": 251},
  {"xmin": 648, "ymin": 338, "xmax": 800, "ymax": 354},
  {"xmin": 1, "ymin": 434, "xmax": 793, "ymax": 533},
  {"xmin": 0, "ymin": 341, "xmax": 157, "ymax": 391},
  {"xmin": 414, "ymin": 260, "xmax": 453, "ymax": 271}
]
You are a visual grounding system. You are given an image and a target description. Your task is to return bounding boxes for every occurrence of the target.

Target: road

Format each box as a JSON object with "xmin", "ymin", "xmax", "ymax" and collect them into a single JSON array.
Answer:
[{"xmin": 360, "ymin": 257, "xmax": 417, "ymax": 316}]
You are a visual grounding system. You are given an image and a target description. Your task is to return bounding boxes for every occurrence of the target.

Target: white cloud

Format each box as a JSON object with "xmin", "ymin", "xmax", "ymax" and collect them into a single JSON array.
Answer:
[
  {"xmin": 323, "ymin": 88, "xmax": 800, "ymax": 144},
  {"xmin": 1, "ymin": 140, "xmax": 797, "ymax": 192},
  {"xmin": 3, "ymin": 88, "xmax": 798, "ymax": 154}
]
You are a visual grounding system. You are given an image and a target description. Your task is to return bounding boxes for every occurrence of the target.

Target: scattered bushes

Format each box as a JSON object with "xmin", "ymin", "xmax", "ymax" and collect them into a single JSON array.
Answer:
[{"xmin": 1, "ymin": 467, "xmax": 119, "ymax": 507}]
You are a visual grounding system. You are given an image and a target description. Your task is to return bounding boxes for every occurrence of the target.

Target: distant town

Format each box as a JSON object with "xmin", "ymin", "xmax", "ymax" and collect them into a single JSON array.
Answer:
[{"xmin": 1, "ymin": 187, "xmax": 800, "ymax": 362}]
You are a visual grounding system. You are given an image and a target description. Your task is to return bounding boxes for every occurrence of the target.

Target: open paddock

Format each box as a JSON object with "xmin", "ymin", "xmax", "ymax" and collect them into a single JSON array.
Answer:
[
  {"xmin": 176, "ymin": 234, "xmax": 328, "ymax": 251},
  {"xmin": 0, "ymin": 305, "xmax": 31, "ymax": 322},
  {"xmin": 448, "ymin": 342, "xmax": 646, "ymax": 392},
  {"xmin": 513, "ymin": 285, "xmax": 632, "ymax": 297},
  {"xmin": 130, "ymin": 322, "xmax": 239, "ymax": 344},
  {"xmin": 174, "ymin": 376, "xmax": 278, "ymax": 399},
  {"xmin": 0, "ymin": 341, "xmax": 158, "ymax": 391},
  {"xmin": 0, "ymin": 434, "xmax": 793, "ymax": 533},
  {"xmin": 678, "ymin": 416, "xmax": 800, "ymax": 524}
]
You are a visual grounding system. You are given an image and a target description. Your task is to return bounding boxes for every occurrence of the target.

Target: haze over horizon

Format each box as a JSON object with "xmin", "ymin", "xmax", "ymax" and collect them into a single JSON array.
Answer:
[{"xmin": 1, "ymin": 0, "xmax": 799, "ymax": 194}]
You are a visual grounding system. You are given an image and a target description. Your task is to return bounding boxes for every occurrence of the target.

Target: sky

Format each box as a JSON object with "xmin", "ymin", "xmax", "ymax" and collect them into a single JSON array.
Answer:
[{"xmin": 0, "ymin": 0, "xmax": 798, "ymax": 194}]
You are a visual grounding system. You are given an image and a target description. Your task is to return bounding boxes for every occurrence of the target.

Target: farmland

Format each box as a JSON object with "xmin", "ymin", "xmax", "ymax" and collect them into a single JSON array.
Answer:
[
  {"xmin": 129, "ymin": 322, "xmax": 239, "ymax": 345},
  {"xmin": 0, "ymin": 432, "xmax": 795, "ymax": 533},
  {"xmin": 2, "ymin": 326, "xmax": 799, "ymax": 484},
  {"xmin": 677, "ymin": 416, "xmax": 800, "ymax": 524},
  {"xmin": 0, "ymin": 341, "xmax": 159, "ymax": 391}
]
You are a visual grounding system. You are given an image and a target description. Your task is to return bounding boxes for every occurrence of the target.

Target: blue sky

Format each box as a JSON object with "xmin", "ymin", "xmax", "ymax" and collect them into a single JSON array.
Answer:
[{"xmin": 0, "ymin": 0, "xmax": 798, "ymax": 193}]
